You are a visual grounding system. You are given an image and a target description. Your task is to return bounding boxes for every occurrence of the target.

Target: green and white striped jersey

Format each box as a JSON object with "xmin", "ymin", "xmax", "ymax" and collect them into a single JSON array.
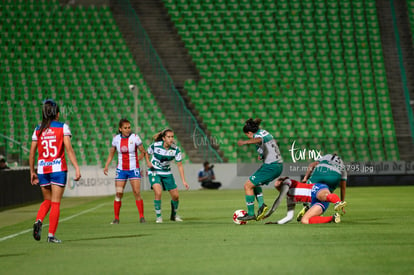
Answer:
[
  {"xmin": 317, "ymin": 154, "xmax": 347, "ymax": 180},
  {"xmin": 147, "ymin": 141, "xmax": 182, "ymax": 175},
  {"xmin": 254, "ymin": 129, "xmax": 283, "ymax": 164}
]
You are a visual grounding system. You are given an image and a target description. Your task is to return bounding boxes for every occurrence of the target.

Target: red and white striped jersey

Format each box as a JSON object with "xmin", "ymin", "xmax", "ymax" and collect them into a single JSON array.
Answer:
[
  {"xmin": 285, "ymin": 179, "xmax": 313, "ymax": 203},
  {"xmin": 32, "ymin": 121, "xmax": 71, "ymax": 174},
  {"xmin": 112, "ymin": 133, "xmax": 142, "ymax": 170}
]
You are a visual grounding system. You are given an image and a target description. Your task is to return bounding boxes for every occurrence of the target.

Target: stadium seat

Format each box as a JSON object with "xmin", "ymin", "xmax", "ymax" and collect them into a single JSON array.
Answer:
[
  {"xmin": 166, "ymin": 0, "xmax": 399, "ymax": 162},
  {"xmin": 0, "ymin": 2, "xmax": 189, "ymax": 165}
]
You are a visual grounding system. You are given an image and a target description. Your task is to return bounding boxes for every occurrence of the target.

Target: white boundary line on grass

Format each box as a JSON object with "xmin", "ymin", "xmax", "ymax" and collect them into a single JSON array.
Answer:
[{"xmin": 0, "ymin": 203, "xmax": 107, "ymax": 242}]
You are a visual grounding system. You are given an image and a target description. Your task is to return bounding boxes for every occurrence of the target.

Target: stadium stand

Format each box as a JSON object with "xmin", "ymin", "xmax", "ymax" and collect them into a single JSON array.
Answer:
[
  {"xmin": 164, "ymin": 0, "xmax": 400, "ymax": 162},
  {"xmin": 0, "ymin": 0, "xmax": 188, "ymax": 165}
]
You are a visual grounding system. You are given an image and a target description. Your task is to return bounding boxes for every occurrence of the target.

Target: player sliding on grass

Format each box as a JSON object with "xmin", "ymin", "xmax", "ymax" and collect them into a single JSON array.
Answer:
[
  {"xmin": 296, "ymin": 153, "xmax": 347, "ymax": 221},
  {"xmin": 264, "ymin": 177, "xmax": 346, "ymax": 224},
  {"xmin": 236, "ymin": 118, "xmax": 283, "ymax": 222}
]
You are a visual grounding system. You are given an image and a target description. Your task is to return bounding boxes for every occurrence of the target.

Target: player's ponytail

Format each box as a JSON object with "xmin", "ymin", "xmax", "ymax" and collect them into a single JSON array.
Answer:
[
  {"xmin": 153, "ymin": 128, "xmax": 173, "ymax": 141},
  {"xmin": 243, "ymin": 118, "xmax": 262, "ymax": 133},
  {"xmin": 37, "ymin": 99, "xmax": 59, "ymax": 138}
]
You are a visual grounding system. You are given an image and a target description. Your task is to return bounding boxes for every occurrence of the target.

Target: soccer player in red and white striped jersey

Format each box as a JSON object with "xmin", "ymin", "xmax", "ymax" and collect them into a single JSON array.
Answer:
[
  {"xmin": 30, "ymin": 99, "xmax": 81, "ymax": 243},
  {"xmin": 104, "ymin": 118, "xmax": 147, "ymax": 224},
  {"xmin": 264, "ymin": 177, "xmax": 346, "ymax": 224}
]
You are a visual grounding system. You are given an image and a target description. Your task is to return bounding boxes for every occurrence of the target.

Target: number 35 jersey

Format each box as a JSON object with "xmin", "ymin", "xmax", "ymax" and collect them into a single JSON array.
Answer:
[{"xmin": 32, "ymin": 121, "xmax": 71, "ymax": 174}]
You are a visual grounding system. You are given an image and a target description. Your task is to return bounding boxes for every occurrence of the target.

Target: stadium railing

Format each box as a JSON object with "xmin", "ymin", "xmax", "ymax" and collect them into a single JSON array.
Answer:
[
  {"xmin": 0, "ymin": 133, "xmax": 30, "ymax": 166},
  {"xmin": 390, "ymin": 0, "xmax": 414, "ymax": 143},
  {"xmin": 116, "ymin": 0, "xmax": 223, "ymax": 163}
]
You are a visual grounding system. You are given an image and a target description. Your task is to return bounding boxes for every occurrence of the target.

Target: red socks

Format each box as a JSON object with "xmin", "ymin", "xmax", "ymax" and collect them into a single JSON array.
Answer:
[
  {"xmin": 136, "ymin": 200, "xmax": 144, "ymax": 218},
  {"xmin": 36, "ymin": 200, "xmax": 51, "ymax": 221},
  {"xmin": 48, "ymin": 202, "xmax": 61, "ymax": 235},
  {"xmin": 114, "ymin": 200, "xmax": 122, "ymax": 220},
  {"xmin": 114, "ymin": 199, "xmax": 145, "ymax": 219},
  {"xmin": 326, "ymin": 193, "xmax": 340, "ymax": 204},
  {"xmin": 309, "ymin": 216, "xmax": 333, "ymax": 224}
]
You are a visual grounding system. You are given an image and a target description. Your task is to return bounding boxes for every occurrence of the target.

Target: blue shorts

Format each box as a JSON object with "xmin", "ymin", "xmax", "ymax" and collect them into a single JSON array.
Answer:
[
  {"xmin": 38, "ymin": 171, "xmax": 68, "ymax": 187},
  {"xmin": 116, "ymin": 168, "xmax": 141, "ymax": 181},
  {"xmin": 310, "ymin": 183, "xmax": 330, "ymax": 213}
]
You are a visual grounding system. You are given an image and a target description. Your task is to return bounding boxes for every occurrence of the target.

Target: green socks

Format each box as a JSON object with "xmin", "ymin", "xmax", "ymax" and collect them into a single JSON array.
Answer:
[
  {"xmin": 254, "ymin": 187, "xmax": 264, "ymax": 208},
  {"xmin": 245, "ymin": 195, "xmax": 255, "ymax": 216},
  {"xmin": 154, "ymin": 200, "xmax": 161, "ymax": 218},
  {"xmin": 171, "ymin": 200, "xmax": 179, "ymax": 216}
]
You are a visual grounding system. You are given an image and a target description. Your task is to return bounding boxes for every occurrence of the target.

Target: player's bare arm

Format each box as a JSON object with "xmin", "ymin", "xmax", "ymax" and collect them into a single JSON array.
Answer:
[
  {"xmin": 302, "ymin": 161, "xmax": 319, "ymax": 182},
  {"xmin": 237, "ymin": 137, "xmax": 262, "ymax": 146},
  {"xmin": 103, "ymin": 146, "xmax": 116, "ymax": 175},
  {"xmin": 63, "ymin": 135, "xmax": 81, "ymax": 181},
  {"xmin": 29, "ymin": 141, "xmax": 39, "ymax": 185},
  {"xmin": 177, "ymin": 162, "xmax": 189, "ymax": 190}
]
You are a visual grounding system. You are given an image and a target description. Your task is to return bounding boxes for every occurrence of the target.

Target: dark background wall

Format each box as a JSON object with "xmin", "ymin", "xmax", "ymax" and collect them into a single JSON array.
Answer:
[{"xmin": 0, "ymin": 169, "xmax": 43, "ymax": 209}]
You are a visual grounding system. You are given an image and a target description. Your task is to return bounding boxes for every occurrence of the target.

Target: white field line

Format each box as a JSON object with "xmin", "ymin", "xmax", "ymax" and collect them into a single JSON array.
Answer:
[{"xmin": 0, "ymin": 203, "xmax": 107, "ymax": 242}]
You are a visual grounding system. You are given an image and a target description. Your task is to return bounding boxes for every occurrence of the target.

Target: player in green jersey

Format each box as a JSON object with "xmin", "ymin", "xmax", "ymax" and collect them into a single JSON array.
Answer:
[
  {"xmin": 236, "ymin": 118, "xmax": 283, "ymax": 221},
  {"xmin": 296, "ymin": 153, "xmax": 347, "ymax": 221},
  {"xmin": 145, "ymin": 129, "xmax": 189, "ymax": 223}
]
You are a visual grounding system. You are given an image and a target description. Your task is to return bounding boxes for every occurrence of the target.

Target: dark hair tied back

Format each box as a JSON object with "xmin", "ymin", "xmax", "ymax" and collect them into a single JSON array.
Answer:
[
  {"xmin": 243, "ymin": 118, "xmax": 262, "ymax": 133},
  {"xmin": 38, "ymin": 99, "xmax": 60, "ymax": 137}
]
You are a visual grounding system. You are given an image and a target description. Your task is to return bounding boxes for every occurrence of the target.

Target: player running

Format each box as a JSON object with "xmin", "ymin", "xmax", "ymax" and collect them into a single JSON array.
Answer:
[
  {"xmin": 297, "ymin": 153, "xmax": 347, "ymax": 221},
  {"xmin": 236, "ymin": 118, "xmax": 283, "ymax": 222},
  {"xmin": 264, "ymin": 177, "xmax": 346, "ymax": 224},
  {"xmin": 104, "ymin": 118, "xmax": 147, "ymax": 224},
  {"xmin": 30, "ymin": 99, "xmax": 81, "ymax": 243},
  {"xmin": 145, "ymin": 129, "xmax": 189, "ymax": 223}
]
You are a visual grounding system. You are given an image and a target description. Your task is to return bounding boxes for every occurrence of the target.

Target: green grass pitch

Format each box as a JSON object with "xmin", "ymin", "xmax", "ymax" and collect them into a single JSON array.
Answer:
[{"xmin": 1, "ymin": 186, "xmax": 413, "ymax": 274}]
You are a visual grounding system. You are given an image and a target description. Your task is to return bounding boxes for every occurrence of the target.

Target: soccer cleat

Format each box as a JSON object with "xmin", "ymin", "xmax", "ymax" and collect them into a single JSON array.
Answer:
[
  {"xmin": 156, "ymin": 217, "xmax": 163, "ymax": 223},
  {"xmin": 110, "ymin": 219, "xmax": 120, "ymax": 224},
  {"xmin": 173, "ymin": 216, "xmax": 183, "ymax": 222},
  {"xmin": 331, "ymin": 213, "xmax": 341, "ymax": 224},
  {"xmin": 47, "ymin": 236, "xmax": 62, "ymax": 244},
  {"xmin": 237, "ymin": 213, "xmax": 257, "ymax": 221},
  {"xmin": 256, "ymin": 203, "xmax": 268, "ymax": 221},
  {"xmin": 139, "ymin": 217, "xmax": 146, "ymax": 223},
  {"xmin": 296, "ymin": 205, "xmax": 310, "ymax": 222},
  {"xmin": 334, "ymin": 201, "xmax": 347, "ymax": 215},
  {"xmin": 33, "ymin": 220, "xmax": 42, "ymax": 241}
]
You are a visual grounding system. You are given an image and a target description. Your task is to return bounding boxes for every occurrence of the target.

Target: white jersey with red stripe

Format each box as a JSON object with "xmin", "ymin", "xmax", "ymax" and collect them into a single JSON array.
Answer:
[
  {"xmin": 285, "ymin": 178, "xmax": 313, "ymax": 203},
  {"xmin": 32, "ymin": 121, "xmax": 71, "ymax": 174},
  {"xmin": 112, "ymin": 133, "xmax": 142, "ymax": 170}
]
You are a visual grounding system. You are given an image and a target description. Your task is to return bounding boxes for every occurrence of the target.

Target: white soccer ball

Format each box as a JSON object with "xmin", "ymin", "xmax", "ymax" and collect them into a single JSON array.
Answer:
[{"xmin": 233, "ymin": 209, "xmax": 248, "ymax": 225}]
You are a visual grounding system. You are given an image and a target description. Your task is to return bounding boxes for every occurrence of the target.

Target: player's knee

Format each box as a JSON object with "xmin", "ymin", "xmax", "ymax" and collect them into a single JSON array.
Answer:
[
  {"xmin": 244, "ymin": 181, "xmax": 254, "ymax": 191},
  {"xmin": 115, "ymin": 186, "xmax": 124, "ymax": 199},
  {"xmin": 134, "ymin": 192, "xmax": 142, "ymax": 200}
]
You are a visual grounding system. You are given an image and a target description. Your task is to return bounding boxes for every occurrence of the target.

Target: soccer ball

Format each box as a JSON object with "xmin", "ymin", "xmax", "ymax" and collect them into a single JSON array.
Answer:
[{"xmin": 233, "ymin": 209, "xmax": 248, "ymax": 225}]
